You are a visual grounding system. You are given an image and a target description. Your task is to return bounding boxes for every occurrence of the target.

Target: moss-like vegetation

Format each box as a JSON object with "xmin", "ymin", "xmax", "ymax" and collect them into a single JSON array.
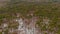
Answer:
[{"xmin": 0, "ymin": 1, "xmax": 60, "ymax": 34}]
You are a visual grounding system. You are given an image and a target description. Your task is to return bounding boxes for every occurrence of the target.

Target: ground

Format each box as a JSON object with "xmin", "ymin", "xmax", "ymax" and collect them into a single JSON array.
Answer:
[{"xmin": 0, "ymin": 1, "xmax": 60, "ymax": 34}]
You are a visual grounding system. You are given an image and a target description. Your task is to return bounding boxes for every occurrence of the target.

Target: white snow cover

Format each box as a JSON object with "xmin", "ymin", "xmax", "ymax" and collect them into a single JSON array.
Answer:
[{"xmin": 16, "ymin": 18, "xmax": 37, "ymax": 34}]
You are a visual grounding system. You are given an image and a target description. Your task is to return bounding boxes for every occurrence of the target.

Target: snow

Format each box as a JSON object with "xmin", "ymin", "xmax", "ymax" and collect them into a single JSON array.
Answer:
[
  {"xmin": 15, "ymin": 18, "xmax": 37, "ymax": 34},
  {"xmin": 3, "ymin": 23, "xmax": 8, "ymax": 28}
]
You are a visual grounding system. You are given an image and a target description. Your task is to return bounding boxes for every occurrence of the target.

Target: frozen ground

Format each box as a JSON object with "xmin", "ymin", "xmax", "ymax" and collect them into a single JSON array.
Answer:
[{"xmin": 15, "ymin": 17, "xmax": 38, "ymax": 34}]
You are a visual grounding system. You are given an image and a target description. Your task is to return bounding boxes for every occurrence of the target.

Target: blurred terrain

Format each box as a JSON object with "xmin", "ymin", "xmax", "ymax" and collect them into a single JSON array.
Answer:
[
  {"xmin": 0, "ymin": 0, "xmax": 60, "ymax": 34},
  {"xmin": 0, "ymin": 0, "xmax": 10, "ymax": 7}
]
